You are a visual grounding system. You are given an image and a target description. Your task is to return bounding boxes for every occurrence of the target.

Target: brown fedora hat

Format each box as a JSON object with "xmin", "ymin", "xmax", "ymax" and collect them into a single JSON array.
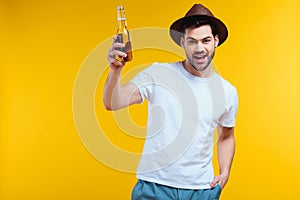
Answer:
[{"xmin": 170, "ymin": 4, "xmax": 228, "ymax": 46}]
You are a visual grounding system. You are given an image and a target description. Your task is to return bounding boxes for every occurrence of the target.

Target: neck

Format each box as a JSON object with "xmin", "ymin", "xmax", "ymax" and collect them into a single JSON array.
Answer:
[
  {"xmin": 118, "ymin": 20, "xmax": 126, "ymax": 28},
  {"xmin": 182, "ymin": 60, "xmax": 214, "ymax": 78}
]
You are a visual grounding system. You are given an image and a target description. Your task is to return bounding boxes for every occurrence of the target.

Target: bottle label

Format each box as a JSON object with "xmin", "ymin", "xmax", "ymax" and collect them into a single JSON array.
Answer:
[
  {"xmin": 116, "ymin": 33, "xmax": 123, "ymax": 43},
  {"xmin": 116, "ymin": 34, "xmax": 125, "ymax": 52},
  {"xmin": 117, "ymin": 17, "xmax": 126, "ymax": 21}
]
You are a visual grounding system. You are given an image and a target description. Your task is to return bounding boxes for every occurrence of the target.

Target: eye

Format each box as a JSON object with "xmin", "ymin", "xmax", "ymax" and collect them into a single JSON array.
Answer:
[
  {"xmin": 203, "ymin": 39, "xmax": 211, "ymax": 44},
  {"xmin": 187, "ymin": 40, "xmax": 197, "ymax": 45}
]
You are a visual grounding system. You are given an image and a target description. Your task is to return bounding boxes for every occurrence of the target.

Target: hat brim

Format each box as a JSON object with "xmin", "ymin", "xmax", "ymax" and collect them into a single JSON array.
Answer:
[{"xmin": 170, "ymin": 15, "xmax": 228, "ymax": 47}]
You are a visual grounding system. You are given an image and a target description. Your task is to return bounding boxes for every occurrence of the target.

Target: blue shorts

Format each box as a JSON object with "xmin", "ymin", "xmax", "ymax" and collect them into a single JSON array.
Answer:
[{"xmin": 131, "ymin": 179, "xmax": 221, "ymax": 200}]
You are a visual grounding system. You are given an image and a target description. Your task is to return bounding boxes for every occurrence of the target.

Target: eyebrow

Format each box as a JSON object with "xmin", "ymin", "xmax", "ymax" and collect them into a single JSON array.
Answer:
[{"xmin": 186, "ymin": 36, "xmax": 213, "ymax": 41}]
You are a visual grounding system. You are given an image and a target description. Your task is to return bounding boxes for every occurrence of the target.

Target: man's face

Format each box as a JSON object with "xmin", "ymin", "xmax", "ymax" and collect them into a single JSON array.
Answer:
[{"xmin": 180, "ymin": 25, "xmax": 219, "ymax": 72}]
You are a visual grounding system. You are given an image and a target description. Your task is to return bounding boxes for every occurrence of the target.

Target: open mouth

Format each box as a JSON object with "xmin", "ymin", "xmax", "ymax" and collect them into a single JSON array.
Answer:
[{"xmin": 193, "ymin": 54, "xmax": 206, "ymax": 63}]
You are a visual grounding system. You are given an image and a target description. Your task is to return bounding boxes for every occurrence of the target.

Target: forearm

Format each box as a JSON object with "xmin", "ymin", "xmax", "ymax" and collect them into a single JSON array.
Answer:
[
  {"xmin": 217, "ymin": 128, "xmax": 235, "ymax": 177},
  {"xmin": 103, "ymin": 68, "xmax": 123, "ymax": 110}
]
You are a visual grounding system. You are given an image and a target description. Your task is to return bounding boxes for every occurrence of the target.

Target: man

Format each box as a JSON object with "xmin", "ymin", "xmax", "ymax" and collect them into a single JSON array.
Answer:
[{"xmin": 104, "ymin": 4, "xmax": 238, "ymax": 200}]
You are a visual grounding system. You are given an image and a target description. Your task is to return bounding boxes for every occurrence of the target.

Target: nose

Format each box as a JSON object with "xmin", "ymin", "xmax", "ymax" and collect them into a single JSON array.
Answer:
[{"xmin": 195, "ymin": 41, "xmax": 205, "ymax": 52}]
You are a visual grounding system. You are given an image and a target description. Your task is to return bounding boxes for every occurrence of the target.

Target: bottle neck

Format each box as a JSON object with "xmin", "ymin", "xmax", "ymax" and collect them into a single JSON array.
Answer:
[
  {"xmin": 117, "ymin": 6, "xmax": 128, "ymax": 30},
  {"xmin": 118, "ymin": 20, "xmax": 127, "ymax": 31},
  {"xmin": 118, "ymin": 20, "xmax": 127, "ymax": 29}
]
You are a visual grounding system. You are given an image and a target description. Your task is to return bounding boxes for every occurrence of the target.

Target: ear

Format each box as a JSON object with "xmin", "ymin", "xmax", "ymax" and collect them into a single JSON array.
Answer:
[
  {"xmin": 180, "ymin": 36, "xmax": 185, "ymax": 47},
  {"xmin": 214, "ymin": 35, "xmax": 219, "ymax": 47}
]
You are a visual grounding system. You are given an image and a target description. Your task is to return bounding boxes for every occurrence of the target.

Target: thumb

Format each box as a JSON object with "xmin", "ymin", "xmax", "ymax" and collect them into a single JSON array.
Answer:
[{"xmin": 210, "ymin": 176, "xmax": 220, "ymax": 188}]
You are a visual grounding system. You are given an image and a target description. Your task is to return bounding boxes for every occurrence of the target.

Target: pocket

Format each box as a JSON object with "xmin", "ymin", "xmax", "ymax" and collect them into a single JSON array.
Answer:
[
  {"xmin": 131, "ymin": 180, "xmax": 142, "ymax": 200},
  {"xmin": 211, "ymin": 184, "xmax": 221, "ymax": 200}
]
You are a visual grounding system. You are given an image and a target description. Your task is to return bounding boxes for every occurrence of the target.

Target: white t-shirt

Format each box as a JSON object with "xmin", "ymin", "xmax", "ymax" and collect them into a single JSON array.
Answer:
[{"xmin": 130, "ymin": 62, "xmax": 238, "ymax": 189}]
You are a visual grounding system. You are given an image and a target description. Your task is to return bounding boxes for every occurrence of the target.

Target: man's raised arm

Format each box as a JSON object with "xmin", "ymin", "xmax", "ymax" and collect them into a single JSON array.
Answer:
[{"xmin": 103, "ymin": 37, "xmax": 142, "ymax": 111}]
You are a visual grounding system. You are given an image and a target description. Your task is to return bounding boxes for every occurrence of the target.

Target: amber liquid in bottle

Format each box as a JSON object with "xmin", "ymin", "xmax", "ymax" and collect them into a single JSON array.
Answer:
[{"xmin": 115, "ymin": 5, "xmax": 132, "ymax": 62}]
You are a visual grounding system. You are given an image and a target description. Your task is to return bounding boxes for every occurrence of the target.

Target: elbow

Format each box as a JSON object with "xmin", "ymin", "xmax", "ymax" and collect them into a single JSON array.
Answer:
[
  {"xmin": 103, "ymin": 99, "xmax": 120, "ymax": 111},
  {"xmin": 104, "ymin": 104, "xmax": 113, "ymax": 111},
  {"xmin": 103, "ymin": 99, "xmax": 113, "ymax": 111},
  {"xmin": 105, "ymin": 105, "xmax": 120, "ymax": 111}
]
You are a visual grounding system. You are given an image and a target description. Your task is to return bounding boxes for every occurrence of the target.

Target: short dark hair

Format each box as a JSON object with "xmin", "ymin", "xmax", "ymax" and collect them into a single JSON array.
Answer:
[{"xmin": 181, "ymin": 17, "xmax": 218, "ymax": 37}]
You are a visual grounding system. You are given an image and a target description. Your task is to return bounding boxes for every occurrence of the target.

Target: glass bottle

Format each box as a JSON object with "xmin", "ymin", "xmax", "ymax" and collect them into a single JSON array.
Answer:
[{"xmin": 115, "ymin": 5, "xmax": 132, "ymax": 62}]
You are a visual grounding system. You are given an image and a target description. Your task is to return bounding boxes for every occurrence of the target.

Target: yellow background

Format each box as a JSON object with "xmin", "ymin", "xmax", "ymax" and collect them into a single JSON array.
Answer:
[{"xmin": 1, "ymin": 0, "xmax": 300, "ymax": 199}]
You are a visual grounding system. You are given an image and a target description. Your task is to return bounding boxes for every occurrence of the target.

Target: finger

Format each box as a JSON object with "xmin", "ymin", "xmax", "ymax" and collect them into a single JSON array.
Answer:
[
  {"xmin": 110, "ymin": 40, "xmax": 126, "ymax": 56},
  {"xmin": 110, "ymin": 36, "xmax": 125, "ymax": 51},
  {"xmin": 108, "ymin": 41, "xmax": 126, "ymax": 57},
  {"xmin": 107, "ymin": 54, "xmax": 124, "ymax": 66},
  {"xmin": 210, "ymin": 176, "xmax": 220, "ymax": 187},
  {"xmin": 107, "ymin": 37, "xmax": 127, "ymax": 66},
  {"xmin": 107, "ymin": 55, "xmax": 120, "ymax": 66},
  {"xmin": 111, "ymin": 59, "xmax": 125, "ymax": 67},
  {"xmin": 109, "ymin": 49, "xmax": 127, "ymax": 59},
  {"xmin": 116, "ymin": 50, "xmax": 127, "ymax": 58},
  {"xmin": 112, "ymin": 42, "xmax": 126, "ymax": 49},
  {"xmin": 107, "ymin": 52, "xmax": 126, "ymax": 66}
]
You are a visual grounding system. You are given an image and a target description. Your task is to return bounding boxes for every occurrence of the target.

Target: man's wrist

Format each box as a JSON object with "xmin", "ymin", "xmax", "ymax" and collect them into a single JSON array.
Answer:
[
  {"xmin": 110, "ymin": 65, "xmax": 122, "ymax": 75},
  {"xmin": 220, "ymin": 170, "xmax": 230, "ymax": 178}
]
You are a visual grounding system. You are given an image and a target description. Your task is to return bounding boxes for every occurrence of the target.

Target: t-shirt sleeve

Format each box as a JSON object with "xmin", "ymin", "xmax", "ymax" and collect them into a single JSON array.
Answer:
[
  {"xmin": 129, "ymin": 66, "xmax": 155, "ymax": 103},
  {"xmin": 218, "ymin": 87, "xmax": 239, "ymax": 127}
]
